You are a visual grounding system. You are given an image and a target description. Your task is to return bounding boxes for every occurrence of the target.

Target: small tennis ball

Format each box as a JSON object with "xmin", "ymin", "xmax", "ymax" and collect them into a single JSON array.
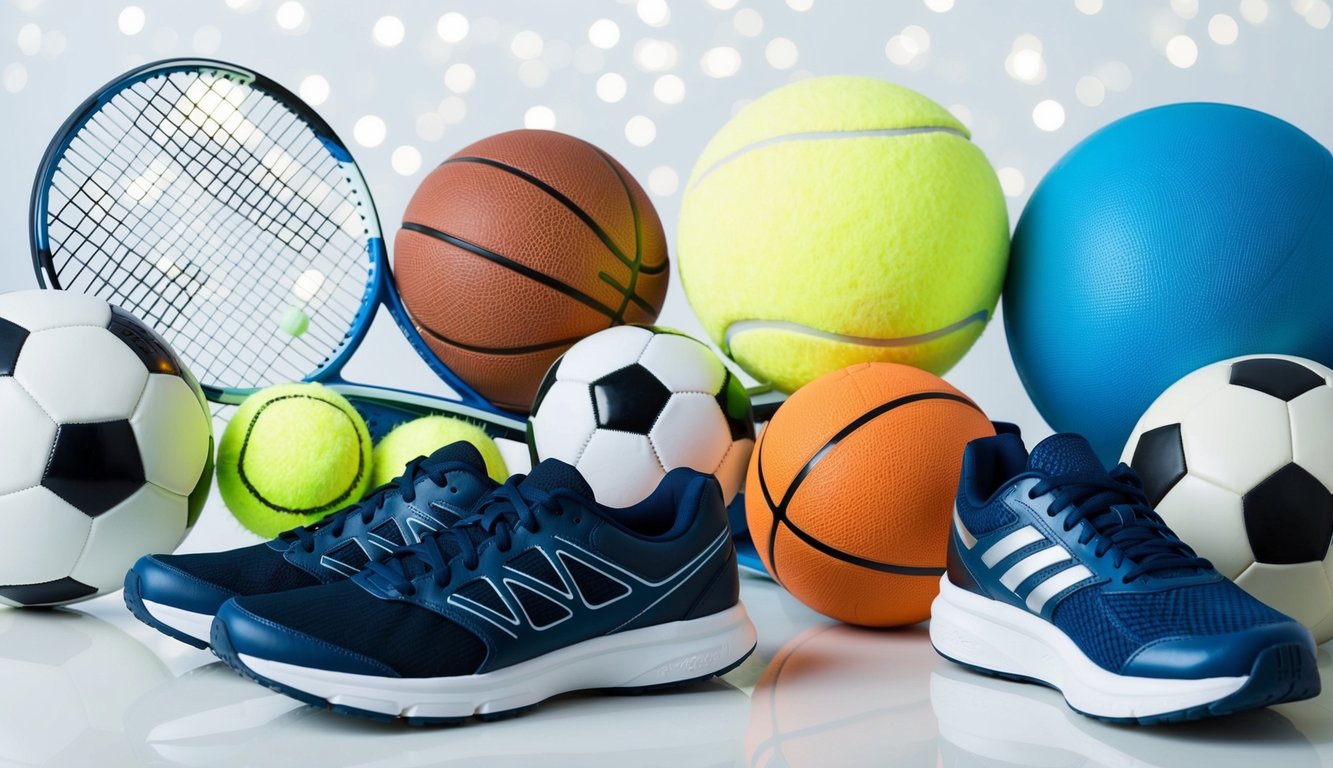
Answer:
[
  {"xmin": 217, "ymin": 383, "xmax": 373, "ymax": 538},
  {"xmin": 372, "ymin": 415, "xmax": 508, "ymax": 487},
  {"xmin": 678, "ymin": 76, "xmax": 1009, "ymax": 393},
  {"xmin": 280, "ymin": 306, "xmax": 309, "ymax": 337}
]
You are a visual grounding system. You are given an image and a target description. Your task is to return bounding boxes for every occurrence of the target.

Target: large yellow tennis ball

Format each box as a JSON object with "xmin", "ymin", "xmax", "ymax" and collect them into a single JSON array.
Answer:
[
  {"xmin": 678, "ymin": 76, "xmax": 1009, "ymax": 392},
  {"xmin": 371, "ymin": 415, "xmax": 508, "ymax": 488},
  {"xmin": 216, "ymin": 383, "xmax": 373, "ymax": 538}
]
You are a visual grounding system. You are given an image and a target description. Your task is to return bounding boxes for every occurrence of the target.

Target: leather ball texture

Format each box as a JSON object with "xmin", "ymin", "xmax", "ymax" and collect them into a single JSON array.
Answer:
[
  {"xmin": 395, "ymin": 129, "xmax": 669, "ymax": 413},
  {"xmin": 1005, "ymin": 103, "xmax": 1333, "ymax": 465},
  {"xmin": 745, "ymin": 362, "xmax": 993, "ymax": 627},
  {"xmin": 1122, "ymin": 354, "xmax": 1333, "ymax": 643},
  {"xmin": 0, "ymin": 290, "xmax": 213, "ymax": 607},
  {"xmin": 527, "ymin": 325, "xmax": 755, "ymax": 508}
]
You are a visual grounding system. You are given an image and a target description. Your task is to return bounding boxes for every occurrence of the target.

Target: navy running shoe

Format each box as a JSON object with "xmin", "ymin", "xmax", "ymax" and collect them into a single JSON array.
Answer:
[
  {"xmin": 931, "ymin": 431, "xmax": 1321, "ymax": 724},
  {"xmin": 125, "ymin": 442, "xmax": 497, "ymax": 649},
  {"xmin": 209, "ymin": 459, "xmax": 757, "ymax": 724}
]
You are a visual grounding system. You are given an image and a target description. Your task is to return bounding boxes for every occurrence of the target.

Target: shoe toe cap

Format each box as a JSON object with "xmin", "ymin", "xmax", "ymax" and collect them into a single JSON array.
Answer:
[
  {"xmin": 1122, "ymin": 621, "xmax": 1317, "ymax": 679},
  {"xmin": 213, "ymin": 598, "xmax": 399, "ymax": 677},
  {"xmin": 128, "ymin": 554, "xmax": 235, "ymax": 615}
]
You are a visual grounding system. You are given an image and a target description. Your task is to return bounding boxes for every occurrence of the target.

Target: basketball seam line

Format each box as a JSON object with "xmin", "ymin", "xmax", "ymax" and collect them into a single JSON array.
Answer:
[
  {"xmin": 442, "ymin": 154, "xmax": 666, "ymax": 289},
  {"xmin": 722, "ymin": 312, "xmax": 991, "ymax": 353},
  {"xmin": 399, "ymin": 221, "xmax": 621, "ymax": 322},
  {"xmin": 588, "ymin": 146, "xmax": 655, "ymax": 324},
  {"xmin": 689, "ymin": 125, "xmax": 970, "ymax": 190},
  {"xmin": 411, "ymin": 322, "xmax": 589, "ymax": 356},
  {"xmin": 759, "ymin": 391, "xmax": 983, "ymax": 579}
]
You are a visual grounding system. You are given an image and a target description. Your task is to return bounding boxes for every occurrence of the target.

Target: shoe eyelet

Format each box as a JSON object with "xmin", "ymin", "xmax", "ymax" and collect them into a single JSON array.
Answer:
[
  {"xmin": 572, "ymin": 517, "xmax": 581, "ymax": 525},
  {"xmin": 449, "ymin": 487, "xmax": 457, "ymax": 494}
]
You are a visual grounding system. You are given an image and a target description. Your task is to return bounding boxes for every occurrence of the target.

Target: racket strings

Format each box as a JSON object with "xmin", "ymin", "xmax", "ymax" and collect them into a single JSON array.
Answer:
[{"xmin": 42, "ymin": 68, "xmax": 374, "ymax": 392}]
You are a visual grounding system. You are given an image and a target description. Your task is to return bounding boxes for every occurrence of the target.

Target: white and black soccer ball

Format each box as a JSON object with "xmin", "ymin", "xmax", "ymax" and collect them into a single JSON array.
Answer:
[
  {"xmin": 0, "ymin": 290, "xmax": 213, "ymax": 607},
  {"xmin": 1122, "ymin": 354, "xmax": 1333, "ymax": 642},
  {"xmin": 528, "ymin": 325, "xmax": 755, "ymax": 507}
]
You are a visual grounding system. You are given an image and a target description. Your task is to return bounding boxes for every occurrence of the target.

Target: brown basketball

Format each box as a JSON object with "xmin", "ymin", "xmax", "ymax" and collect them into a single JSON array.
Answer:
[{"xmin": 394, "ymin": 130, "xmax": 669, "ymax": 413}]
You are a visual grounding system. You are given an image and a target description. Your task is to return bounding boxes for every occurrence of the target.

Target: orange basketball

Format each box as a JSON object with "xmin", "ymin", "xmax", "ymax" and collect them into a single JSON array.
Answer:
[
  {"xmin": 394, "ymin": 129, "xmax": 668, "ymax": 412},
  {"xmin": 745, "ymin": 362, "xmax": 993, "ymax": 626}
]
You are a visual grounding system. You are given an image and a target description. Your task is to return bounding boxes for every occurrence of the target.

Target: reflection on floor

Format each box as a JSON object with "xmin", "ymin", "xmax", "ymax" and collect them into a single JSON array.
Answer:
[{"xmin": 1, "ymin": 577, "xmax": 1331, "ymax": 768}]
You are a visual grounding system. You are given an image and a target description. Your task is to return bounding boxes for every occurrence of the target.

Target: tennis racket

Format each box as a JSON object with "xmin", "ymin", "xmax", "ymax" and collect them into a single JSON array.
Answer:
[{"xmin": 29, "ymin": 58, "xmax": 525, "ymax": 441}]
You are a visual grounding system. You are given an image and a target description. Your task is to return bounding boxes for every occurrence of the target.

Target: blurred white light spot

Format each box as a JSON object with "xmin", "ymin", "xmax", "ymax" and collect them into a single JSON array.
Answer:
[
  {"xmin": 293, "ymin": 270, "xmax": 325, "ymax": 302},
  {"xmin": 518, "ymin": 60, "xmax": 549, "ymax": 87},
  {"xmin": 192, "ymin": 25, "xmax": 222, "ymax": 54},
  {"xmin": 1208, "ymin": 14, "xmax": 1239, "ymax": 43},
  {"xmin": 596, "ymin": 72, "xmax": 627, "ymax": 102},
  {"xmin": 924, "ymin": 0, "xmax": 954, "ymax": 11},
  {"xmin": 637, "ymin": 0, "xmax": 670, "ymax": 27},
  {"xmin": 41, "ymin": 29, "xmax": 65, "ymax": 57},
  {"xmin": 299, "ymin": 74, "xmax": 329, "ymax": 105},
  {"xmin": 391, "ymin": 146, "xmax": 422, "ymax": 176},
  {"xmin": 786, "ymin": 0, "xmax": 813, "ymax": 10},
  {"xmin": 653, "ymin": 74, "xmax": 685, "ymax": 103},
  {"xmin": 511, "ymin": 30, "xmax": 543, "ymax": 59},
  {"xmin": 439, "ymin": 96, "xmax": 466, "ymax": 124},
  {"xmin": 947, "ymin": 103, "xmax": 972, "ymax": 127},
  {"xmin": 436, "ymin": 12, "xmax": 469, "ymax": 42},
  {"xmin": 372, "ymin": 16, "xmax": 405, "ymax": 47},
  {"xmin": 1032, "ymin": 99, "xmax": 1065, "ymax": 131},
  {"xmin": 1013, "ymin": 33, "xmax": 1042, "ymax": 52},
  {"xmin": 997, "ymin": 167, "xmax": 1025, "ymax": 197},
  {"xmin": 885, "ymin": 37, "xmax": 913, "ymax": 66},
  {"xmin": 765, "ymin": 38, "xmax": 798, "ymax": 69},
  {"xmin": 353, "ymin": 115, "xmax": 386, "ymax": 148},
  {"xmin": 225, "ymin": 0, "xmax": 259, "ymax": 9},
  {"xmin": 701, "ymin": 46, "xmax": 742, "ymax": 77},
  {"xmin": 3, "ymin": 62, "xmax": 27, "ymax": 93},
  {"xmin": 1170, "ymin": 0, "xmax": 1198, "ymax": 18},
  {"xmin": 648, "ymin": 166, "xmax": 679, "ymax": 196},
  {"xmin": 903, "ymin": 24, "xmax": 932, "ymax": 52},
  {"xmin": 524, "ymin": 105, "xmax": 556, "ymax": 130},
  {"xmin": 1239, "ymin": 0, "xmax": 1269, "ymax": 22},
  {"xmin": 1005, "ymin": 48, "xmax": 1046, "ymax": 83},
  {"xmin": 17, "ymin": 24, "xmax": 41, "ymax": 55},
  {"xmin": 625, "ymin": 115, "xmax": 656, "ymax": 146},
  {"xmin": 1075, "ymin": 0, "xmax": 1103, "ymax": 13},
  {"xmin": 734, "ymin": 8, "xmax": 763, "ymax": 36},
  {"xmin": 708, "ymin": 0, "xmax": 739, "ymax": 8},
  {"xmin": 1305, "ymin": 1, "xmax": 1331, "ymax": 28},
  {"xmin": 275, "ymin": 1, "xmax": 305, "ymax": 31},
  {"xmin": 416, "ymin": 112, "xmax": 445, "ymax": 141},
  {"xmin": 886, "ymin": 25, "xmax": 930, "ymax": 67},
  {"xmin": 444, "ymin": 63, "xmax": 475, "ymax": 93},
  {"xmin": 118, "ymin": 6, "xmax": 145, "ymax": 35},
  {"xmin": 589, "ymin": 19, "xmax": 620, "ymax": 49},
  {"xmin": 1095, "ymin": 60, "xmax": 1133, "ymax": 91},
  {"xmin": 1165, "ymin": 34, "xmax": 1198, "ymax": 67},
  {"xmin": 1075, "ymin": 75, "xmax": 1105, "ymax": 106},
  {"xmin": 634, "ymin": 38, "xmax": 678, "ymax": 71}
]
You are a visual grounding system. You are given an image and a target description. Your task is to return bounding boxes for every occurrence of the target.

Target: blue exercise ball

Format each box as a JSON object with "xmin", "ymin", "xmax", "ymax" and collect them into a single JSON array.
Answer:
[{"xmin": 1005, "ymin": 103, "xmax": 1333, "ymax": 464}]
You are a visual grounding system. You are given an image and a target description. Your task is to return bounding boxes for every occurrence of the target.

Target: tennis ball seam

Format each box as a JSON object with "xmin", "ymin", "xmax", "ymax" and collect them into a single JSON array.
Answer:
[
  {"xmin": 721, "ymin": 312, "xmax": 990, "ymax": 354},
  {"xmin": 236, "ymin": 394, "xmax": 367, "ymax": 515},
  {"xmin": 688, "ymin": 126, "xmax": 971, "ymax": 191}
]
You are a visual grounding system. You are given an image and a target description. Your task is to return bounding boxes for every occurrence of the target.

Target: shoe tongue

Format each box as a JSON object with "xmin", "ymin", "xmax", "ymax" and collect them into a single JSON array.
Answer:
[
  {"xmin": 521, "ymin": 459, "xmax": 594, "ymax": 499},
  {"xmin": 1028, "ymin": 434, "xmax": 1105, "ymax": 477},
  {"xmin": 423, "ymin": 440, "xmax": 486, "ymax": 472}
]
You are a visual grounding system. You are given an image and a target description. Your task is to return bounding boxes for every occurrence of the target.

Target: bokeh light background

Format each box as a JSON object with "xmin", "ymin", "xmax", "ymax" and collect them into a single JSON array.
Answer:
[{"xmin": 1, "ymin": 0, "xmax": 1331, "ymax": 548}]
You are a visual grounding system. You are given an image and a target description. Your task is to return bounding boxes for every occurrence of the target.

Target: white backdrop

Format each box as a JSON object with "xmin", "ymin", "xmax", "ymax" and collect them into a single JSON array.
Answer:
[{"xmin": 1, "ymin": 0, "xmax": 1330, "ymax": 550}]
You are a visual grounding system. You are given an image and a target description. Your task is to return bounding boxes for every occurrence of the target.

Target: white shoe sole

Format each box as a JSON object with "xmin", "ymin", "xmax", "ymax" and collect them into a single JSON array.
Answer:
[
  {"xmin": 225, "ymin": 604, "xmax": 757, "ymax": 722},
  {"xmin": 929, "ymin": 578, "xmax": 1248, "ymax": 720},
  {"xmin": 141, "ymin": 599, "xmax": 214, "ymax": 646}
]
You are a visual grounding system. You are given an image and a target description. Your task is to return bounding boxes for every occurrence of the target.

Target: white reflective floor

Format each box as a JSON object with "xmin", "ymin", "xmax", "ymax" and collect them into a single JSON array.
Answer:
[{"xmin": 3, "ymin": 575, "xmax": 1331, "ymax": 768}]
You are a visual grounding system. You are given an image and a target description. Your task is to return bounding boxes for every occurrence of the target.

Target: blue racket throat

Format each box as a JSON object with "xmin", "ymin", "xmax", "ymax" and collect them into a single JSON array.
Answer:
[{"xmin": 29, "ymin": 58, "xmax": 526, "ymax": 442}]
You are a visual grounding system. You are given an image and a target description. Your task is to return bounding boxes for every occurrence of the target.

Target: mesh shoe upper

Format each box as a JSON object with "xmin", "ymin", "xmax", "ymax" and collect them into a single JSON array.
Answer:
[
  {"xmin": 217, "ymin": 459, "xmax": 741, "ymax": 678},
  {"xmin": 134, "ymin": 441, "xmax": 498, "ymax": 615},
  {"xmin": 949, "ymin": 432, "xmax": 1311, "ymax": 678}
]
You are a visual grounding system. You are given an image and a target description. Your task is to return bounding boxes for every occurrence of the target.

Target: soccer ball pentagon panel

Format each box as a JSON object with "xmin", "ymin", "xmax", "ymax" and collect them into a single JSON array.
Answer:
[
  {"xmin": 0, "ymin": 290, "xmax": 213, "ymax": 607},
  {"xmin": 528, "ymin": 325, "xmax": 755, "ymax": 507},
  {"xmin": 1122, "ymin": 354, "xmax": 1333, "ymax": 642}
]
